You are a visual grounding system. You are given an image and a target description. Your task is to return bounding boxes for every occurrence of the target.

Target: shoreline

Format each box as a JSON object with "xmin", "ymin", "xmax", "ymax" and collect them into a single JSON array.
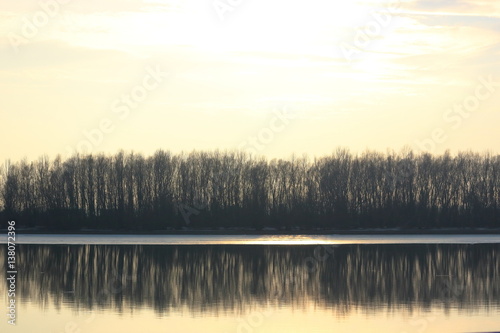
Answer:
[{"xmin": 4, "ymin": 227, "xmax": 500, "ymax": 235}]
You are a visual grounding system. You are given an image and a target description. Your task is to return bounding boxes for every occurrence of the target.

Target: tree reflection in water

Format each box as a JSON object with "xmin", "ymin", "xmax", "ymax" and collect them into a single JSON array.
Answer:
[{"xmin": 1, "ymin": 244, "xmax": 498, "ymax": 316}]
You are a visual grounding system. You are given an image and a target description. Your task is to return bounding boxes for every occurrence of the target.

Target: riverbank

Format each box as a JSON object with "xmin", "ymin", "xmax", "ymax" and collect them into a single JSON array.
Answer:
[{"xmin": 3, "ymin": 227, "xmax": 500, "ymax": 235}]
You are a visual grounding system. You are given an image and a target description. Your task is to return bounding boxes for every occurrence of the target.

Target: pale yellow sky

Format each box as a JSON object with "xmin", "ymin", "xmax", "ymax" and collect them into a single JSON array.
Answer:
[{"xmin": 1, "ymin": 0, "xmax": 500, "ymax": 163}]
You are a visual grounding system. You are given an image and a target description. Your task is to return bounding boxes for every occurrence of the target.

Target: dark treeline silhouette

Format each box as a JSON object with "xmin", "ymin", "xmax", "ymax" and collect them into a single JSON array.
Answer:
[
  {"xmin": 2, "ymin": 244, "xmax": 498, "ymax": 314},
  {"xmin": 1, "ymin": 148, "xmax": 500, "ymax": 230}
]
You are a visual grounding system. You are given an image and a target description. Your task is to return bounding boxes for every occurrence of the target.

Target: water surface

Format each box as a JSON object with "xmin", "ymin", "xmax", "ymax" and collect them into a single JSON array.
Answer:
[
  {"xmin": 1, "ymin": 236, "xmax": 499, "ymax": 332},
  {"xmin": 5, "ymin": 233, "xmax": 500, "ymax": 245}
]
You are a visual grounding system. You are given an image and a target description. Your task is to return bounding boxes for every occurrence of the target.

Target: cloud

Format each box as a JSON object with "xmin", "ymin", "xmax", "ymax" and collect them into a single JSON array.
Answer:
[
  {"xmin": 401, "ymin": 12, "xmax": 500, "ymax": 30},
  {"xmin": 0, "ymin": 40, "xmax": 136, "ymax": 71},
  {"xmin": 407, "ymin": 0, "xmax": 500, "ymax": 14},
  {"xmin": 0, "ymin": 0, "xmax": 176, "ymax": 15}
]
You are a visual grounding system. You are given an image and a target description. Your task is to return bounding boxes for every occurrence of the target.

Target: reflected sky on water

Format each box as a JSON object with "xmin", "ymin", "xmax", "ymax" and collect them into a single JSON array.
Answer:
[
  {"xmin": 1, "ymin": 240, "xmax": 499, "ymax": 332},
  {"xmin": 6, "ymin": 233, "xmax": 500, "ymax": 245}
]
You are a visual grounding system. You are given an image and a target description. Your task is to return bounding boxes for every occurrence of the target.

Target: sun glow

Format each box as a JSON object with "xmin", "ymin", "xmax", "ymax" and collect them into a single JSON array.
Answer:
[
  {"xmin": 120, "ymin": 0, "xmax": 370, "ymax": 56},
  {"xmin": 222, "ymin": 1, "xmax": 368, "ymax": 56}
]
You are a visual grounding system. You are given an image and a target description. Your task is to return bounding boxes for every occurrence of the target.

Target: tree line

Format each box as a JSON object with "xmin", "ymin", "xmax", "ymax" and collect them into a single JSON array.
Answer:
[{"xmin": 1, "ymin": 148, "xmax": 499, "ymax": 230}]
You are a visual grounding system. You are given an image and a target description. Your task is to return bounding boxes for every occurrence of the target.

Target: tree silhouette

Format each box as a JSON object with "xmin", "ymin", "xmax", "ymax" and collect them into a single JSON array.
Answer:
[{"xmin": 1, "ymin": 149, "xmax": 499, "ymax": 230}]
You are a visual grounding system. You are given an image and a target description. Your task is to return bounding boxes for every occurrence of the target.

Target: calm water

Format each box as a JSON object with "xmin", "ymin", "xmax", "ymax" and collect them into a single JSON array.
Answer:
[
  {"xmin": 6, "ymin": 233, "xmax": 500, "ymax": 245},
  {"xmin": 1, "ymin": 235, "xmax": 499, "ymax": 332}
]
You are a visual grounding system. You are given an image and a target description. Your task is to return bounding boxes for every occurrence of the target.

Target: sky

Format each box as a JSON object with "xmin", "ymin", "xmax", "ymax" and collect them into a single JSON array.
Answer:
[{"xmin": 1, "ymin": 0, "xmax": 500, "ymax": 163}]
